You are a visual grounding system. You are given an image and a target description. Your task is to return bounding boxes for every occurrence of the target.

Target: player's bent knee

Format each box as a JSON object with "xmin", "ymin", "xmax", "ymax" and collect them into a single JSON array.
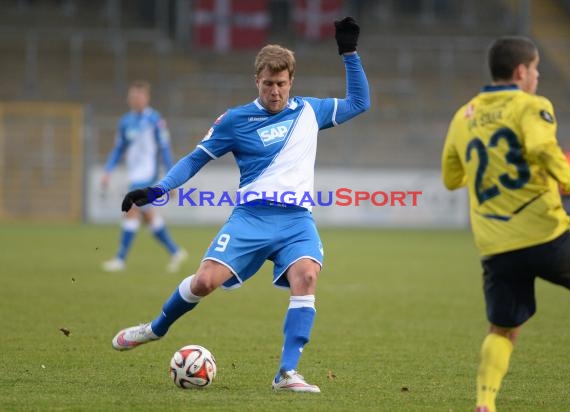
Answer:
[
  {"xmin": 191, "ymin": 274, "xmax": 219, "ymax": 296},
  {"xmin": 192, "ymin": 261, "xmax": 233, "ymax": 296},
  {"xmin": 301, "ymin": 271, "xmax": 319, "ymax": 286},
  {"xmin": 287, "ymin": 265, "xmax": 320, "ymax": 294}
]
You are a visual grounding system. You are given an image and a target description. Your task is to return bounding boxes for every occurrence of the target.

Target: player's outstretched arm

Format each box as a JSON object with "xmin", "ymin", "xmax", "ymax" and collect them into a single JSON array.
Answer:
[
  {"xmin": 333, "ymin": 17, "xmax": 370, "ymax": 123},
  {"xmin": 334, "ymin": 17, "xmax": 359, "ymax": 55}
]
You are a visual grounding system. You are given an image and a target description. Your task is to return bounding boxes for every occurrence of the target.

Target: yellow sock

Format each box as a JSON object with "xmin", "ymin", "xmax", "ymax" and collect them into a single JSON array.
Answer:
[{"xmin": 476, "ymin": 333, "xmax": 513, "ymax": 412}]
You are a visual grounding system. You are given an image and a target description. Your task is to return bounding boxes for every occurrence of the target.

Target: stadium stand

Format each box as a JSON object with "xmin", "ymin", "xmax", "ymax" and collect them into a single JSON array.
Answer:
[{"xmin": 0, "ymin": 0, "xmax": 568, "ymax": 172}]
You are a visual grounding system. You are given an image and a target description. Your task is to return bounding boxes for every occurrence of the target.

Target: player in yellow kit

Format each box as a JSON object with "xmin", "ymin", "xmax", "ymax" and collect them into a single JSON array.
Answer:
[{"xmin": 442, "ymin": 36, "xmax": 570, "ymax": 412}]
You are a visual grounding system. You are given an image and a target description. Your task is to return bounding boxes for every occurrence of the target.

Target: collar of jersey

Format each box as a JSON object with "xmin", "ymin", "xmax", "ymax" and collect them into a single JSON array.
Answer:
[
  {"xmin": 254, "ymin": 98, "xmax": 298, "ymax": 112},
  {"xmin": 481, "ymin": 84, "xmax": 519, "ymax": 93}
]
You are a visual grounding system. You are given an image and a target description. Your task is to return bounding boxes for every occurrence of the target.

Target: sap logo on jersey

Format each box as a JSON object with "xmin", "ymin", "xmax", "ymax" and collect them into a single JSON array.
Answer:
[{"xmin": 257, "ymin": 120, "xmax": 293, "ymax": 146}]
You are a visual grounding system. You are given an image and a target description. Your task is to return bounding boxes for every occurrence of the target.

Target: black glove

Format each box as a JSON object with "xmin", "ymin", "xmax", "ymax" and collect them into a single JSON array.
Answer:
[
  {"xmin": 334, "ymin": 16, "xmax": 360, "ymax": 55},
  {"xmin": 121, "ymin": 186, "xmax": 166, "ymax": 212}
]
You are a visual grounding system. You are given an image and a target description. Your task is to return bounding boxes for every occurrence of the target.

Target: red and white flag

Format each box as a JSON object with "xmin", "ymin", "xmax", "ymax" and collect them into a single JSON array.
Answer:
[
  {"xmin": 193, "ymin": 0, "xmax": 269, "ymax": 52},
  {"xmin": 294, "ymin": 0, "xmax": 344, "ymax": 41}
]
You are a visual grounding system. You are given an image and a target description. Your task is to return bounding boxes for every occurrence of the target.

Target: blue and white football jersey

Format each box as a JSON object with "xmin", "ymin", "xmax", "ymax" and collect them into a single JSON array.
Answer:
[
  {"xmin": 157, "ymin": 53, "xmax": 369, "ymax": 211},
  {"xmin": 104, "ymin": 107, "xmax": 174, "ymax": 186},
  {"xmin": 198, "ymin": 96, "xmax": 336, "ymax": 208}
]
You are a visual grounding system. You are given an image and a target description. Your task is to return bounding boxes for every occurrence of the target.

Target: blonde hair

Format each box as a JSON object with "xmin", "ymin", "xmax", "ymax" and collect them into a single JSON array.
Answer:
[{"xmin": 254, "ymin": 44, "xmax": 296, "ymax": 78}]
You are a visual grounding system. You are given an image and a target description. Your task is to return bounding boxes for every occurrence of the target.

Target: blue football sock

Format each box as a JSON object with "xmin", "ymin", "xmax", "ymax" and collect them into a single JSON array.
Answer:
[
  {"xmin": 151, "ymin": 275, "xmax": 201, "ymax": 336},
  {"xmin": 276, "ymin": 295, "xmax": 316, "ymax": 380},
  {"xmin": 152, "ymin": 224, "xmax": 178, "ymax": 255},
  {"xmin": 117, "ymin": 229, "xmax": 136, "ymax": 260}
]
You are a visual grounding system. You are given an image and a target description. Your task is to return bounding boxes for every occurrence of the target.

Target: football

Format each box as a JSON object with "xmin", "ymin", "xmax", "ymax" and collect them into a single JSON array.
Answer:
[{"xmin": 169, "ymin": 345, "xmax": 217, "ymax": 389}]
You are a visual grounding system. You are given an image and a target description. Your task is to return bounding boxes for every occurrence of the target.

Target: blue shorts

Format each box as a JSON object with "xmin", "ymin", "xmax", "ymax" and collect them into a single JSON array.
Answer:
[
  {"xmin": 203, "ymin": 203, "xmax": 324, "ymax": 289},
  {"xmin": 482, "ymin": 231, "xmax": 570, "ymax": 327}
]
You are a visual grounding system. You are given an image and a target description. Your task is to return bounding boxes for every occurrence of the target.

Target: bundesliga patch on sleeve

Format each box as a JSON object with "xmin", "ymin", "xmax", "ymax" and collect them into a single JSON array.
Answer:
[{"xmin": 539, "ymin": 110, "xmax": 555, "ymax": 124}]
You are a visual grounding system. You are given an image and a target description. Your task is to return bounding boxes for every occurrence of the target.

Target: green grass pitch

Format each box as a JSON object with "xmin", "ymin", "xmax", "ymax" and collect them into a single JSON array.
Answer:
[{"xmin": 0, "ymin": 223, "xmax": 568, "ymax": 411}]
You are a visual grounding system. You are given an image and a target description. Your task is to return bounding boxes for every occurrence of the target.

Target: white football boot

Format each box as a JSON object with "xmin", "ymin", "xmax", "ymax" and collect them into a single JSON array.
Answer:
[
  {"xmin": 166, "ymin": 249, "xmax": 188, "ymax": 273},
  {"xmin": 112, "ymin": 323, "xmax": 160, "ymax": 351},
  {"xmin": 102, "ymin": 258, "xmax": 125, "ymax": 272},
  {"xmin": 272, "ymin": 370, "xmax": 321, "ymax": 393}
]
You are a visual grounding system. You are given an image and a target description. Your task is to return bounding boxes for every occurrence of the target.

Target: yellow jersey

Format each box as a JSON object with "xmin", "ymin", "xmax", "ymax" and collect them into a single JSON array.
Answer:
[{"xmin": 442, "ymin": 85, "xmax": 570, "ymax": 256}]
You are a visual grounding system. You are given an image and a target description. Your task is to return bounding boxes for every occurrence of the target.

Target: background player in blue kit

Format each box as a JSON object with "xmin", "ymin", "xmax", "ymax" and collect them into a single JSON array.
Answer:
[
  {"xmin": 101, "ymin": 80, "xmax": 187, "ymax": 273},
  {"xmin": 111, "ymin": 17, "xmax": 369, "ymax": 392}
]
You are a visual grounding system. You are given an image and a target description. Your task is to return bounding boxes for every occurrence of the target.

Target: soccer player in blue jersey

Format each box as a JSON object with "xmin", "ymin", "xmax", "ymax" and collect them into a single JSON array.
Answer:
[
  {"xmin": 442, "ymin": 36, "xmax": 570, "ymax": 412},
  {"xmin": 111, "ymin": 17, "xmax": 369, "ymax": 392},
  {"xmin": 101, "ymin": 80, "xmax": 187, "ymax": 273}
]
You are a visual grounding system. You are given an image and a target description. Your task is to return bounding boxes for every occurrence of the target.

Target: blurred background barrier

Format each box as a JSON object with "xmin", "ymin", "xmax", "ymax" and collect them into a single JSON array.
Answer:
[
  {"xmin": 86, "ymin": 166, "xmax": 468, "ymax": 227},
  {"xmin": 0, "ymin": 0, "xmax": 568, "ymax": 226}
]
